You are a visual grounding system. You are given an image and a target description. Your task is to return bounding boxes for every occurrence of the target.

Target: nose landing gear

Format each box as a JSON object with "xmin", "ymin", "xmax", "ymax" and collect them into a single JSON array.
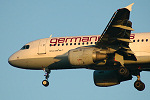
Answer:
[
  {"xmin": 42, "ymin": 80, "xmax": 49, "ymax": 87},
  {"xmin": 42, "ymin": 68, "xmax": 51, "ymax": 87}
]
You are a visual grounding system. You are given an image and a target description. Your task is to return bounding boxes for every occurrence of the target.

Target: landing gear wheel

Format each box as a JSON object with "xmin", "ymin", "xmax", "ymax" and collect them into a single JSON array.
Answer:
[
  {"xmin": 118, "ymin": 67, "xmax": 129, "ymax": 77},
  {"xmin": 42, "ymin": 80, "xmax": 49, "ymax": 87},
  {"xmin": 134, "ymin": 80, "xmax": 145, "ymax": 91},
  {"xmin": 42, "ymin": 68, "xmax": 51, "ymax": 87}
]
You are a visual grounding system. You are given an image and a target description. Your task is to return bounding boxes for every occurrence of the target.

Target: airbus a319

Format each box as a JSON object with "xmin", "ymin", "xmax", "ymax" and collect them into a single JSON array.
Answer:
[{"xmin": 8, "ymin": 3, "xmax": 150, "ymax": 91}]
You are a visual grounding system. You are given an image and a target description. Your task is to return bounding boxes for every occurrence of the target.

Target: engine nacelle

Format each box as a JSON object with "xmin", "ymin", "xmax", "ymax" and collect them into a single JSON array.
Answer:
[
  {"xmin": 93, "ymin": 70, "xmax": 132, "ymax": 87},
  {"xmin": 68, "ymin": 48, "xmax": 107, "ymax": 66}
]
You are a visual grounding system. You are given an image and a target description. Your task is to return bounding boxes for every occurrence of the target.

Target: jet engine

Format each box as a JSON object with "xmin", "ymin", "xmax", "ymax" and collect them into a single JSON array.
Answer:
[
  {"xmin": 93, "ymin": 70, "xmax": 132, "ymax": 87},
  {"xmin": 68, "ymin": 48, "xmax": 107, "ymax": 66}
]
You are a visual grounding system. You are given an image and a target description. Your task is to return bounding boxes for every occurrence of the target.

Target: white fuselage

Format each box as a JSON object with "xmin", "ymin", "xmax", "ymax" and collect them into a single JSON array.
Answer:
[{"xmin": 8, "ymin": 33, "xmax": 150, "ymax": 70}]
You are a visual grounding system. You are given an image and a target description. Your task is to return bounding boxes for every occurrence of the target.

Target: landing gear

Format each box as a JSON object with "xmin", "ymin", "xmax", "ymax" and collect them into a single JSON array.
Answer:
[
  {"xmin": 115, "ymin": 53, "xmax": 129, "ymax": 77},
  {"xmin": 134, "ymin": 80, "xmax": 145, "ymax": 91},
  {"xmin": 42, "ymin": 80, "xmax": 49, "ymax": 87},
  {"xmin": 134, "ymin": 75, "xmax": 145, "ymax": 91},
  {"xmin": 42, "ymin": 68, "xmax": 51, "ymax": 87},
  {"xmin": 118, "ymin": 67, "xmax": 129, "ymax": 77}
]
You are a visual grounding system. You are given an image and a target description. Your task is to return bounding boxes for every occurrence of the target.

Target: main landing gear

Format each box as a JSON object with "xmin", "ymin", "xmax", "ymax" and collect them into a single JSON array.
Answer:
[
  {"xmin": 118, "ymin": 67, "xmax": 145, "ymax": 91},
  {"xmin": 118, "ymin": 67, "xmax": 129, "ymax": 77},
  {"xmin": 42, "ymin": 68, "xmax": 51, "ymax": 87},
  {"xmin": 134, "ymin": 74, "xmax": 145, "ymax": 91}
]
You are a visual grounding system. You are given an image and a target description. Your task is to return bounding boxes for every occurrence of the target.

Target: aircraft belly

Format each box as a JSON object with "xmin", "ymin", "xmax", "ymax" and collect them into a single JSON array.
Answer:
[
  {"xmin": 47, "ymin": 55, "xmax": 84, "ymax": 70},
  {"xmin": 24, "ymin": 57, "xmax": 73, "ymax": 70}
]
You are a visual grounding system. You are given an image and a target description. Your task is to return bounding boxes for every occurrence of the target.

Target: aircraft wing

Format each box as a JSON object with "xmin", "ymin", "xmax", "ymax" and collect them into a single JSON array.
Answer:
[{"xmin": 96, "ymin": 3, "xmax": 137, "ymax": 61}]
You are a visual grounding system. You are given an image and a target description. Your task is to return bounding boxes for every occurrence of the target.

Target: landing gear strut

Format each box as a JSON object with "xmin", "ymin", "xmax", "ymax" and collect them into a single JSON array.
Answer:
[
  {"xmin": 115, "ymin": 53, "xmax": 129, "ymax": 77},
  {"xmin": 42, "ymin": 68, "xmax": 51, "ymax": 87},
  {"xmin": 134, "ymin": 74, "xmax": 145, "ymax": 91}
]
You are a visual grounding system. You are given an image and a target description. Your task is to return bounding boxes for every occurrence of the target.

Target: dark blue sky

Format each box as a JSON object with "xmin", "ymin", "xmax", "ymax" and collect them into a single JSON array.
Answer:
[{"xmin": 1, "ymin": 0, "xmax": 150, "ymax": 100}]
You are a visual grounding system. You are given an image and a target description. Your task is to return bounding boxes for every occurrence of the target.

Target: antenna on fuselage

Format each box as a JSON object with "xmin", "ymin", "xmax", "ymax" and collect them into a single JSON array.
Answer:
[{"xmin": 49, "ymin": 34, "xmax": 52, "ymax": 38}]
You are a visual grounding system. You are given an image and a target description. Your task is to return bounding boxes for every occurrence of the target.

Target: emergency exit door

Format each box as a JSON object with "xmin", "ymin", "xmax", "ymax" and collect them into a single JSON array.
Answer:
[{"xmin": 38, "ymin": 39, "xmax": 47, "ymax": 54}]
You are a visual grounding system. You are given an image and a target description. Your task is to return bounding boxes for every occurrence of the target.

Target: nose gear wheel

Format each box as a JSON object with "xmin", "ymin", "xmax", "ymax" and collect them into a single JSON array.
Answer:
[{"xmin": 42, "ymin": 80, "xmax": 49, "ymax": 87}]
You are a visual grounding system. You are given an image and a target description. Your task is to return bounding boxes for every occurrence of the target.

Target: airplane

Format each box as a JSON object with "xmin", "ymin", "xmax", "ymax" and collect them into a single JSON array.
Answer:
[{"xmin": 8, "ymin": 3, "xmax": 150, "ymax": 91}]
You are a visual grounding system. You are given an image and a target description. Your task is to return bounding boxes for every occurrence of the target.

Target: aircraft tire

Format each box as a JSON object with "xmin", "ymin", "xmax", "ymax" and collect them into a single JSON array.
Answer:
[
  {"xmin": 42, "ymin": 80, "xmax": 49, "ymax": 87},
  {"xmin": 118, "ymin": 67, "xmax": 129, "ymax": 77},
  {"xmin": 134, "ymin": 80, "xmax": 145, "ymax": 91}
]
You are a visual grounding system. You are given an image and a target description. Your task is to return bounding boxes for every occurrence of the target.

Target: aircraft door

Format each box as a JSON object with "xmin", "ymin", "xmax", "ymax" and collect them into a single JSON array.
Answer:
[{"xmin": 38, "ymin": 39, "xmax": 47, "ymax": 54}]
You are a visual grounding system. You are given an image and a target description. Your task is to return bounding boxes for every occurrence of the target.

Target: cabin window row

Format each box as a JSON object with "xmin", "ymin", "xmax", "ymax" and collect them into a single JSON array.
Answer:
[
  {"xmin": 50, "ymin": 42, "xmax": 97, "ymax": 46},
  {"xmin": 132, "ymin": 39, "xmax": 148, "ymax": 42}
]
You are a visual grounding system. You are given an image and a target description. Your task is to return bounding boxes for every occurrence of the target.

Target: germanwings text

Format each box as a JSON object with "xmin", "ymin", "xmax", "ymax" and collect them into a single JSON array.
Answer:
[{"xmin": 50, "ymin": 34, "xmax": 135, "ymax": 44}]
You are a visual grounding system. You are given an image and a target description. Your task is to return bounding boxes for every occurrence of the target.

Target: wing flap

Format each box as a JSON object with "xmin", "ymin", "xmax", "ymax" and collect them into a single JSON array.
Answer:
[
  {"xmin": 112, "ymin": 25, "xmax": 134, "ymax": 31},
  {"xmin": 117, "ymin": 38, "xmax": 133, "ymax": 43}
]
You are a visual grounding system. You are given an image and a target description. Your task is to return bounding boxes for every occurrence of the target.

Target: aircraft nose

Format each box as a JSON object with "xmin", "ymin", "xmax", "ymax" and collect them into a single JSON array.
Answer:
[
  {"xmin": 8, "ymin": 54, "xmax": 16, "ymax": 66},
  {"xmin": 8, "ymin": 51, "xmax": 29, "ymax": 69}
]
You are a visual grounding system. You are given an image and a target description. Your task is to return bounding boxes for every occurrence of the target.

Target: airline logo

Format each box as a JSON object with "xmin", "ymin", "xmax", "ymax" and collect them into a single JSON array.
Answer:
[{"xmin": 50, "ymin": 34, "xmax": 135, "ymax": 44}]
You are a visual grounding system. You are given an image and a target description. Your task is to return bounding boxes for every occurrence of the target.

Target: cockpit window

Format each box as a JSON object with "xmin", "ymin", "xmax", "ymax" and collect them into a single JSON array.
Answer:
[{"xmin": 21, "ymin": 45, "xmax": 30, "ymax": 50}]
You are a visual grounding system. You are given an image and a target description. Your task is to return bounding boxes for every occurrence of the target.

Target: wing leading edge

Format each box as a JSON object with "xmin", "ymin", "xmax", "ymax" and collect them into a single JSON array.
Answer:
[{"xmin": 96, "ymin": 3, "xmax": 136, "ymax": 61}]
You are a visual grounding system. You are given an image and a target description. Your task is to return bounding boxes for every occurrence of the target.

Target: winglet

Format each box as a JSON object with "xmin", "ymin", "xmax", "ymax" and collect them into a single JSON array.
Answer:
[{"xmin": 125, "ymin": 3, "xmax": 134, "ymax": 11}]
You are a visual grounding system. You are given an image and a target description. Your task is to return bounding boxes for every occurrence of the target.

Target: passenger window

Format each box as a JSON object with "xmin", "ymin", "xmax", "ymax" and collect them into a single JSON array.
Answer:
[
  {"xmin": 62, "ymin": 44, "xmax": 64, "ymax": 46},
  {"xmin": 141, "ymin": 39, "xmax": 144, "ymax": 42},
  {"xmin": 70, "ymin": 43, "xmax": 72, "ymax": 45},
  {"xmin": 74, "ymin": 43, "xmax": 76, "ymax": 45},
  {"xmin": 54, "ymin": 44, "xmax": 56, "ymax": 46},
  {"xmin": 133, "ymin": 40, "xmax": 135, "ymax": 42},
  {"xmin": 137, "ymin": 40, "xmax": 139, "ymax": 42},
  {"xmin": 82, "ymin": 43, "xmax": 84, "ymax": 45},
  {"xmin": 95, "ymin": 42, "xmax": 96, "ymax": 44},
  {"xmin": 58, "ymin": 44, "xmax": 60, "ymax": 46},
  {"xmin": 66, "ymin": 43, "xmax": 68, "ymax": 46},
  {"xmin": 91, "ymin": 42, "xmax": 93, "ymax": 44},
  {"xmin": 87, "ymin": 42, "xmax": 88, "ymax": 45},
  {"xmin": 78, "ymin": 43, "xmax": 80, "ymax": 45},
  {"xmin": 146, "ymin": 39, "xmax": 148, "ymax": 42}
]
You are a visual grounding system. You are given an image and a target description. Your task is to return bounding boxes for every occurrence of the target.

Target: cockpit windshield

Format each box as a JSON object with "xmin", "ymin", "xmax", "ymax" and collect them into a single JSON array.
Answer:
[{"xmin": 21, "ymin": 45, "xmax": 30, "ymax": 50}]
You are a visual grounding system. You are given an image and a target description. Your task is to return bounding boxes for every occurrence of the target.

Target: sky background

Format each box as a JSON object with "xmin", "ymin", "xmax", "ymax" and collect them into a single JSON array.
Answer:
[{"xmin": 1, "ymin": 0, "xmax": 150, "ymax": 100}]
